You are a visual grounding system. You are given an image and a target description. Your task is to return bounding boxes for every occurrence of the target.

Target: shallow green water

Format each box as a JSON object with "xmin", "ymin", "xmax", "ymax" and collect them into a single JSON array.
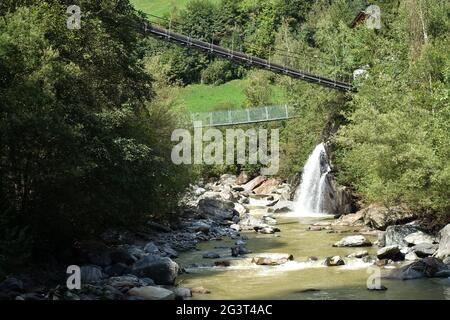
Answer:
[{"xmin": 176, "ymin": 215, "xmax": 450, "ymax": 300}]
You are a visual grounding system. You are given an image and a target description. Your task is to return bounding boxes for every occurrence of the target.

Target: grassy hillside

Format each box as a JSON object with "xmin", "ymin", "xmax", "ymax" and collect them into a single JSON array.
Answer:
[
  {"xmin": 132, "ymin": 0, "xmax": 287, "ymax": 113},
  {"xmin": 131, "ymin": 0, "xmax": 204, "ymax": 17},
  {"xmin": 175, "ymin": 79, "xmax": 286, "ymax": 113}
]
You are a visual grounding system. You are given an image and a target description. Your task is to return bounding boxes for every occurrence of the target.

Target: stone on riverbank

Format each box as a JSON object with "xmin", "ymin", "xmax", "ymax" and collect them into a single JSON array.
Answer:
[
  {"xmin": 198, "ymin": 198, "xmax": 235, "ymax": 220},
  {"xmin": 362, "ymin": 205, "xmax": 416, "ymax": 230},
  {"xmin": 251, "ymin": 253, "xmax": 293, "ymax": 265},
  {"xmin": 383, "ymin": 224, "xmax": 420, "ymax": 247},
  {"xmin": 333, "ymin": 235, "xmax": 372, "ymax": 247},
  {"xmin": 132, "ymin": 256, "xmax": 179, "ymax": 285},
  {"xmin": 347, "ymin": 250, "xmax": 369, "ymax": 258},
  {"xmin": 404, "ymin": 231, "xmax": 436, "ymax": 246},
  {"xmin": 384, "ymin": 257, "xmax": 449, "ymax": 280},
  {"xmin": 324, "ymin": 256, "xmax": 345, "ymax": 266},
  {"xmin": 128, "ymin": 286, "xmax": 175, "ymax": 300},
  {"xmin": 377, "ymin": 245, "xmax": 403, "ymax": 261},
  {"xmin": 242, "ymin": 176, "xmax": 267, "ymax": 192},
  {"xmin": 434, "ymin": 224, "xmax": 450, "ymax": 260}
]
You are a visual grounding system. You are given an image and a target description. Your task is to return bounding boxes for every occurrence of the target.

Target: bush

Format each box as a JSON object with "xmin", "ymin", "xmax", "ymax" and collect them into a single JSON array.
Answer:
[{"xmin": 201, "ymin": 60, "xmax": 237, "ymax": 85}]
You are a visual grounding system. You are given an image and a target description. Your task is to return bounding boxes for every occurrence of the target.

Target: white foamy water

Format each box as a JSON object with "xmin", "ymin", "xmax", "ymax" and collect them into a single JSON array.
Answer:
[{"xmin": 293, "ymin": 143, "xmax": 332, "ymax": 216}]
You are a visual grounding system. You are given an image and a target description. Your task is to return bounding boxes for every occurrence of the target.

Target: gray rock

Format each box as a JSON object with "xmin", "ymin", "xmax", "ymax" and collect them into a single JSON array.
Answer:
[
  {"xmin": 202, "ymin": 252, "xmax": 220, "ymax": 259},
  {"xmin": 81, "ymin": 265, "xmax": 104, "ymax": 283},
  {"xmin": 230, "ymin": 224, "xmax": 241, "ymax": 232},
  {"xmin": 254, "ymin": 225, "xmax": 280, "ymax": 234},
  {"xmin": 251, "ymin": 253, "xmax": 294, "ymax": 265},
  {"xmin": 122, "ymin": 245, "xmax": 146, "ymax": 260},
  {"xmin": 270, "ymin": 200, "xmax": 294, "ymax": 213},
  {"xmin": 263, "ymin": 216, "xmax": 277, "ymax": 225},
  {"xmin": 160, "ymin": 244, "xmax": 179, "ymax": 258},
  {"xmin": 191, "ymin": 221, "xmax": 210, "ymax": 234},
  {"xmin": 384, "ymin": 224, "xmax": 420, "ymax": 247},
  {"xmin": 434, "ymin": 224, "xmax": 450, "ymax": 260},
  {"xmin": 413, "ymin": 243, "xmax": 438, "ymax": 258},
  {"xmin": 404, "ymin": 231, "xmax": 436, "ymax": 246},
  {"xmin": 198, "ymin": 198, "xmax": 235, "ymax": 220},
  {"xmin": 384, "ymin": 257, "xmax": 449, "ymax": 280},
  {"xmin": 144, "ymin": 242, "xmax": 160, "ymax": 255},
  {"xmin": 242, "ymin": 176, "xmax": 267, "ymax": 192},
  {"xmin": 234, "ymin": 203, "xmax": 247, "ymax": 216},
  {"xmin": 106, "ymin": 275, "xmax": 142, "ymax": 290},
  {"xmin": 128, "ymin": 286, "xmax": 175, "ymax": 300},
  {"xmin": 333, "ymin": 235, "xmax": 372, "ymax": 247},
  {"xmin": 324, "ymin": 256, "xmax": 345, "ymax": 266},
  {"xmin": 405, "ymin": 251, "xmax": 419, "ymax": 261},
  {"xmin": 362, "ymin": 205, "xmax": 416, "ymax": 230},
  {"xmin": 132, "ymin": 256, "xmax": 180, "ymax": 285},
  {"xmin": 173, "ymin": 287, "xmax": 192, "ymax": 299},
  {"xmin": 377, "ymin": 245, "xmax": 404, "ymax": 261},
  {"xmin": 347, "ymin": 250, "xmax": 369, "ymax": 258}
]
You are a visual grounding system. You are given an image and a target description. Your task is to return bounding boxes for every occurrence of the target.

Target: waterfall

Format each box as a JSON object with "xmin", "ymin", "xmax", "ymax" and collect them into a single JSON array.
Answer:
[{"xmin": 294, "ymin": 143, "xmax": 332, "ymax": 215}]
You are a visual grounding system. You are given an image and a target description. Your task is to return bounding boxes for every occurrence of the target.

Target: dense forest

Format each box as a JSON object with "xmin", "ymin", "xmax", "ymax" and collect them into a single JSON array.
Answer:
[{"xmin": 0, "ymin": 0, "xmax": 449, "ymax": 276}]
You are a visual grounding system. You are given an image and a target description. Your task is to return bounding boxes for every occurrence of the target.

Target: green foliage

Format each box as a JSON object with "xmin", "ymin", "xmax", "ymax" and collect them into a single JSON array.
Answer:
[
  {"xmin": 201, "ymin": 60, "xmax": 243, "ymax": 85},
  {"xmin": 0, "ymin": 1, "xmax": 193, "ymax": 266}
]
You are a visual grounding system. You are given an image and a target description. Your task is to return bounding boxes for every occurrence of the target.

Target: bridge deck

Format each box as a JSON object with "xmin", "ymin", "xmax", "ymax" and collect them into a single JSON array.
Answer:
[
  {"xmin": 142, "ymin": 23, "xmax": 354, "ymax": 92},
  {"xmin": 192, "ymin": 105, "xmax": 294, "ymax": 128}
]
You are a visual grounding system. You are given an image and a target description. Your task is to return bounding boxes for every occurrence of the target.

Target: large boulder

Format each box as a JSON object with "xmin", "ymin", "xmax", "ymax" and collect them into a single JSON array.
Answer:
[
  {"xmin": 362, "ymin": 205, "xmax": 416, "ymax": 230},
  {"xmin": 80, "ymin": 265, "xmax": 104, "ymax": 283},
  {"xmin": 383, "ymin": 224, "xmax": 420, "ymax": 247},
  {"xmin": 268, "ymin": 200, "xmax": 294, "ymax": 213},
  {"xmin": 132, "ymin": 256, "xmax": 179, "ymax": 285},
  {"xmin": 253, "ymin": 178, "xmax": 282, "ymax": 195},
  {"xmin": 191, "ymin": 221, "xmax": 211, "ymax": 234},
  {"xmin": 242, "ymin": 176, "xmax": 267, "ymax": 192},
  {"xmin": 332, "ymin": 211, "xmax": 365, "ymax": 227},
  {"xmin": 434, "ymin": 224, "xmax": 450, "ymax": 260},
  {"xmin": 413, "ymin": 243, "xmax": 438, "ymax": 258},
  {"xmin": 333, "ymin": 235, "xmax": 372, "ymax": 247},
  {"xmin": 235, "ymin": 171, "xmax": 251, "ymax": 185},
  {"xmin": 385, "ymin": 257, "xmax": 449, "ymax": 280},
  {"xmin": 219, "ymin": 174, "xmax": 237, "ymax": 187},
  {"xmin": 128, "ymin": 286, "xmax": 175, "ymax": 300},
  {"xmin": 198, "ymin": 198, "xmax": 235, "ymax": 220},
  {"xmin": 404, "ymin": 231, "xmax": 436, "ymax": 246},
  {"xmin": 251, "ymin": 253, "xmax": 293, "ymax": 265},
  {"xmin": 377, "ymin": 245, "xmax": 404, "ymax": 261}
]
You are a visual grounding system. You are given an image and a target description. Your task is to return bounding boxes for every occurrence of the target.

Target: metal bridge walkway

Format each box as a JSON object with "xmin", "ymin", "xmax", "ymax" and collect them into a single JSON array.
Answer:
[
  {"xmin": 192, "ymin": 105, "xmax": 294, "ymax": 128},
  {"xmin": 141, "ymin": 23, "xmax": 354, "ymax": 92}
]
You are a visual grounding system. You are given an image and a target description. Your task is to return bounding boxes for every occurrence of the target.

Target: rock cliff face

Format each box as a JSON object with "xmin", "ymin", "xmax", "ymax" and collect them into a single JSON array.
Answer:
[{"xmin": 320, "ymin": 175, "xmax": 353, "ymax": 216}]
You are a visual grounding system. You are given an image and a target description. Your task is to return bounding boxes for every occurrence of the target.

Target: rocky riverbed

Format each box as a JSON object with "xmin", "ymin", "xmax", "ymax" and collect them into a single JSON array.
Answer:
[{"xmin": 0, "ymin": 173, "xmax": 449, "ymax": 300}]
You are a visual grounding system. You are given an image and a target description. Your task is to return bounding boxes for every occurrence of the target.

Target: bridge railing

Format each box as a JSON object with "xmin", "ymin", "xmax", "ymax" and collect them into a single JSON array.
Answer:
[{"xmin": 192, "ymin": 105, "xmax": 294, "ymax": 128}]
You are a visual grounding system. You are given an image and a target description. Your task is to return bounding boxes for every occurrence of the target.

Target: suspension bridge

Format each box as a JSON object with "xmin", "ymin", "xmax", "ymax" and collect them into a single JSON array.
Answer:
[
  {"xmin": 141, "ymin": 23, "xmax": 353, "ymax": 92},
  {"xmin": 135, "ymin": 17, "xmax": 354, "ymax": 127},
  {"xmin": 192, "ymin": 105, "xmax": 295, "ymax": 128}
]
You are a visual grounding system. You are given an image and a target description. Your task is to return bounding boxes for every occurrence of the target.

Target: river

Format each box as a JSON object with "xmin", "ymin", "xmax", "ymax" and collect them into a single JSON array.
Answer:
[{"xmin": 176, "ymin": 215, "xmax": 450, "ymax": 300}]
